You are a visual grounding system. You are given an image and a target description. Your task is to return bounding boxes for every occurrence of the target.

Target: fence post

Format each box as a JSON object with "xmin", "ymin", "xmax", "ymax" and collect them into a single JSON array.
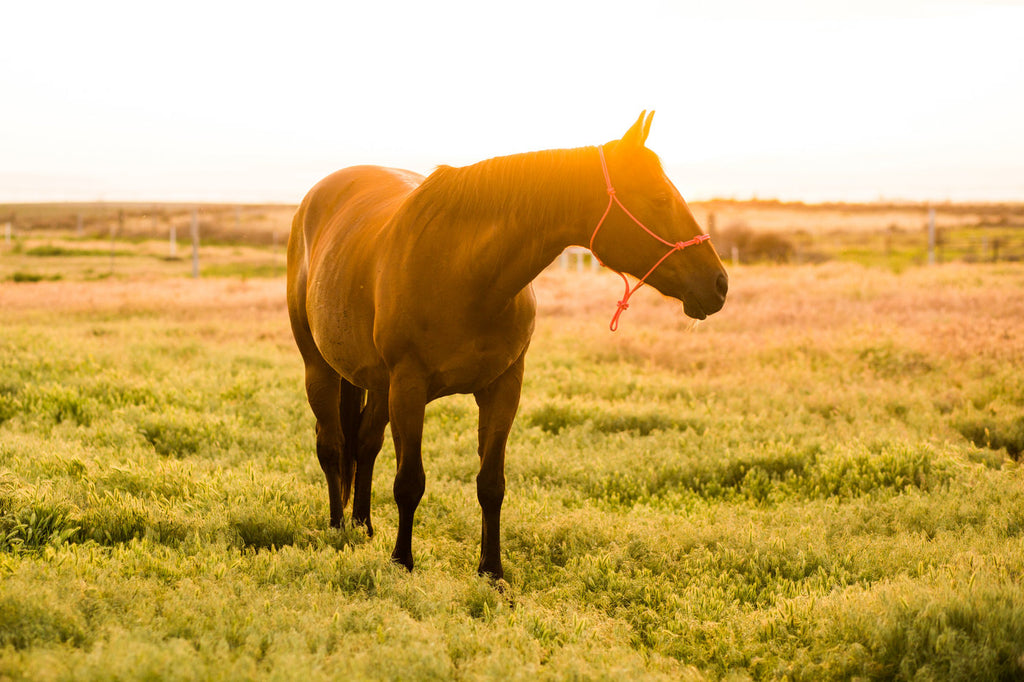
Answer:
[
  {"xmin": 191, "ymin": 208, "xmax": 200, "ymax": 278},
  {"xmin": 110, "ymin": 210, "xmax": 123, "ymax": 274},
  {"xmin": 927, "ymin": 207, "xmax": 936, "ymax": 265},
  {"xmin": 731, "ymin": 245, "xmax": 739, "ymax": 268},
  {"xmin": 3, "ymin": 222, "xmax": 10, "ymax": 246}
]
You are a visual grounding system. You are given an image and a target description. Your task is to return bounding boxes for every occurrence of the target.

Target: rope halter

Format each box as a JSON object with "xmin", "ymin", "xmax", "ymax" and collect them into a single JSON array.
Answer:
[{"xmin": 588, "ymin": 147, "xmax": 711, "ymax": 331}]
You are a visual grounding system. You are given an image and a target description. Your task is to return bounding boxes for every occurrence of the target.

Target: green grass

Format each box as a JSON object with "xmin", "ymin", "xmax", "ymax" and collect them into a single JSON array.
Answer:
[
  {"xmin": 6, "ymin": 272, "xmax": 63, "ymax": 283},
  {"xmin": 1, "ymin": 264, "xmax": 1023, "ymax": 679},
  {"xmin": 826, "ymin": 226, "xmax": 1024, "ymax": 271},
  {"xmin": 201, "ymin": 262, "xmax": 288, "ymax": 279},
  {"xmin": 23, "ymin": 245, "xmax": 134, "ymax": 258},
  {"xmin": 1, "ymin": 234, "xmax": 285, "ymax": 282}
]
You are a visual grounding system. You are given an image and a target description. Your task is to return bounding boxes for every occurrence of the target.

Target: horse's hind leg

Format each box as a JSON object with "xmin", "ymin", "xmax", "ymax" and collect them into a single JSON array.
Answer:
[
  {"xmin": 305, "ymin": 362, "xmax": 351, "ymax": 528},
  {"xmin": 388, "ymin": 366, "xmax": 428, "ymax": 571},
  {"xmin": 351, "ymin": 389, "xmax": 389, "ymax": 536}
]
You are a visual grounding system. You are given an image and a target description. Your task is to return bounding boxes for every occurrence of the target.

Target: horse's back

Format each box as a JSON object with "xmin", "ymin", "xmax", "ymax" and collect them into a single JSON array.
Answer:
[
  {"xmin": 287, "ymin": 165, "xmax": 424, "ymax": 389},
  {"xmin": 291, "ymin": 166, "xmax": 422, "ymax": 263}
]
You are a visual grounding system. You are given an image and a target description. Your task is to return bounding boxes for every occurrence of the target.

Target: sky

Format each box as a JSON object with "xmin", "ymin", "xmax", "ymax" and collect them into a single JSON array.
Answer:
[{"xmin": 2, "ymin": 0, "xmax": 1022, "ymax": 204}]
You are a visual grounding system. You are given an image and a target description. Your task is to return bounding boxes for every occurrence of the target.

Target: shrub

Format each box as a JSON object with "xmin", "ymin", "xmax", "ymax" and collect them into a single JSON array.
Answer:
[
  {"xmin": 953, "ymin": 413, "xmax": 1024, "ymax": 459},
  {"xmin": 715, "ymin": 223, "xmax": 795, "ymax": 263}
]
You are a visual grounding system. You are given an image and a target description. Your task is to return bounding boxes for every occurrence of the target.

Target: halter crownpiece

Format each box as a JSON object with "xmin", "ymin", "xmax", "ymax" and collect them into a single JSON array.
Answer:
[{"xmin": 588, "ymin": 147, "xmax": 712, "ymax": 331}]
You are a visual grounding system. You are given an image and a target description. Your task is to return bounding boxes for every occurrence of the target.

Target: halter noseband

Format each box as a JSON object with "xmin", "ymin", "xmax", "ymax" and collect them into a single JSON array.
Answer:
[{"xmin": 589, "ymin": 146, "xmax": 711, "ymax": 331}]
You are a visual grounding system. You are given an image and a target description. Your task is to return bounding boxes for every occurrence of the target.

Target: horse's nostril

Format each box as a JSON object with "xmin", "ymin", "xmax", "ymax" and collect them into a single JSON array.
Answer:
[{"xmin": 716, "ymin": 273, "xmax": 729, "ymax": 299}]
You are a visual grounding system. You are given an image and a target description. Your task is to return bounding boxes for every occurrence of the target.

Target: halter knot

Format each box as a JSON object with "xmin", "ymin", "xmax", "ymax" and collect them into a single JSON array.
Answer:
[{"xmin": 609, "ymin": 300, "xmax": 630, "ymax": 332}]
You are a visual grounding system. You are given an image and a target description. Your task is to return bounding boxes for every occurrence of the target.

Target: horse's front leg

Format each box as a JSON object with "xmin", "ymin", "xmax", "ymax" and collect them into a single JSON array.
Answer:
[
  {"xmin": 388, "ymin": 367, "xmax": 427, "ymax": 571},
  {"xmin": 351, "ymin": 390, "xmax": 389, "ymax": 536},
  {"xmin": 473, "ymin": 352, "xmax": 526, "ymax": 580}
]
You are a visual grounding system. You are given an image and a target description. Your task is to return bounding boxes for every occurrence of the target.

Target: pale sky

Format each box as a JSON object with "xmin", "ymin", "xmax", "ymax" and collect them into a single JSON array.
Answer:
[{"xmin": 2, "ymin": 0, "xmax": 1022, "ymax": 203}]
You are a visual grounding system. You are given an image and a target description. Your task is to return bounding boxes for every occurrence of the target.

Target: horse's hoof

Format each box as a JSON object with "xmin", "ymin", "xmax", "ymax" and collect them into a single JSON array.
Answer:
[
  {"xmin": 477, "ymin": 563, "xmax": 504, "ymax": 582},
  {"xmin": 352, "ymin": 517, "xmax": 374, "ymax": 537},
  {"xmin": 391, "ymin": 553, "xmax": 414, "ymax": 572}
]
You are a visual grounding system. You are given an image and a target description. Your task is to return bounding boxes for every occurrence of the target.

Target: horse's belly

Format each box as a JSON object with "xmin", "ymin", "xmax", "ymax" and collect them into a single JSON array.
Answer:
[
  {"xmin": 315, "ymin": 326, "xmax": 389, "ymax": 391},
  {"xmin": 428, "ymin": 340, "xmax": 528, "ymax": 398},
  {"xmin": 307, "ymin": 282, "xmax": 389, "ymax": 392}
]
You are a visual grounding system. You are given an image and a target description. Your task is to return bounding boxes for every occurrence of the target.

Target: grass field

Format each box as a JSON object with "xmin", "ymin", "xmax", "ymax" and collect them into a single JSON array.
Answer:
[{"xmin": 2, "ymin": 239, "xmax": 1024, "ymax": 679}]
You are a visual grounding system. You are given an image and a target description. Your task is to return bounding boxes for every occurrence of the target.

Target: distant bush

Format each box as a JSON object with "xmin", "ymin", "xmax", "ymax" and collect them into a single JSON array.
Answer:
[
  {"xmin": 25, "ymin": 245, "xmax": 129, "ymax": 258},
  {"xmin": 8, "ymin": 272, "xmax": 62, "ymax": 283},
  {"xmin": 714, "ymin": 223, "xmax": 796, "ymax": 263}
]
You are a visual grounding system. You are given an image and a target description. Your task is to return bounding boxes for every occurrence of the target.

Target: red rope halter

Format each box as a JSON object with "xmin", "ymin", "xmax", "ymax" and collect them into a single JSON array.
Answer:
[{"xmin": 588, "ymin": 147, "xmax": 711, "ymax": 331}]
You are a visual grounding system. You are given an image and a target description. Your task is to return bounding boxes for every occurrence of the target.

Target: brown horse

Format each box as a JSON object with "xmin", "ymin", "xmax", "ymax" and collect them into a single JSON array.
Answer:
[{"xmin": 287, "ymin": 112, "xmax": 727, "ymax": 579}]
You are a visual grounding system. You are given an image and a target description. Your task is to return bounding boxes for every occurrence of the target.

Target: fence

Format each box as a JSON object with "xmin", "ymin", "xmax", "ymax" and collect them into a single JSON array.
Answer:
[
  {"xmin": 6, "ymin": 204, "xmax": 1023, "ymax": 275},
  {"xmin": 1, "ymin": 205, "xmax": 286, "ymax": 247},
  {"xmin": 707, "ymin": 205, "xmax": 1024, "ymax": 267}
]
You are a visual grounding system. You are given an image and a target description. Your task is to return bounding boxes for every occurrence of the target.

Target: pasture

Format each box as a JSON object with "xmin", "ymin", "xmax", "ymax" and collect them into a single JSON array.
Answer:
[{"xmin": 1, "ymin": 235, "xmax": 1024, "ymax": 678}]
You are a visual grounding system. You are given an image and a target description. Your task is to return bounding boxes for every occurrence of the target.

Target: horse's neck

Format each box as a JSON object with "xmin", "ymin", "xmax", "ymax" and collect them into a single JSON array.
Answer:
[{"xmin": 422, "ymin": 148, "xmax": 604, "ymax": 299}]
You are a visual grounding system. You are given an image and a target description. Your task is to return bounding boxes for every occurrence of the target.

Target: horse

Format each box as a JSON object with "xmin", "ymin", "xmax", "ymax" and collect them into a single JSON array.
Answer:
[{"xmin": 286, "ymin": 111, "xmax": 728, "ymax": 579}]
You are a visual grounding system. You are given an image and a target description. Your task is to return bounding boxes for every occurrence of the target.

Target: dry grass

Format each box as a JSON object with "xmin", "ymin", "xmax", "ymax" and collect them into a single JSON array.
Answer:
[
  {"xmin": 533, "ymin": 263, "xmax": 1024, "ymax": 367},
  {"xmin": 4, "ymin": 262, "xmax": 1022, "ymax": 361},
  {"xmin": 0, "ymin": 275, "xmax": 281, "ymax": 317}
]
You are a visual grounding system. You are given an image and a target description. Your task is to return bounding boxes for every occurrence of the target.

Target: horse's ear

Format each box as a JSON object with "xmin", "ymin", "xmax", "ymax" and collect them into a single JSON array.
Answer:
[
  {"xmin": 642, "ymin": 110, "xmax": 655, "ymax": 144},
  {"xmin": 621, "ymin": 110, "xmax": 655, "ymax": 148}
]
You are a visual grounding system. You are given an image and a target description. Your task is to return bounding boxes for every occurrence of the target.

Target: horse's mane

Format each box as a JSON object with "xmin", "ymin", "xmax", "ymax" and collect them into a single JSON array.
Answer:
[{"xmin": 403, "ymin": 146, "xmax": 601, "ymax": 230}]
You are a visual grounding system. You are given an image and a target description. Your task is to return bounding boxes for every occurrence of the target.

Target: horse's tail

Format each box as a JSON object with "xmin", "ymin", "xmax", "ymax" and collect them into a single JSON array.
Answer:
[{"xmin": 339, "ymin": 380, "xmax": 365, "ymax": 512}]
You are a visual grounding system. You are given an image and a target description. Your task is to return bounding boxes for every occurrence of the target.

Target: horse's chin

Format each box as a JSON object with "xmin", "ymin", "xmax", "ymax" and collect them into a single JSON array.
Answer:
[
  {"xmin": 677, "ymin": 307, "xmax": 702, "ymax": 331},
  {"xmin": 682, "ymin": 300, "xmax": 708, "ymax": 321}
]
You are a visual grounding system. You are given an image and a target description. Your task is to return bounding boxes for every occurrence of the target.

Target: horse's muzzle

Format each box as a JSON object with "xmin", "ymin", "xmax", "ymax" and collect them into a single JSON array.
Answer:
[{"xmin": 684, "ymin": 272, "xmax": 728, "ymax": 320}]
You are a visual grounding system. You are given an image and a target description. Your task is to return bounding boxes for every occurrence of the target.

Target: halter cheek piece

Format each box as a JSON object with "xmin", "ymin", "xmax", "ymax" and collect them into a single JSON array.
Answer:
[{"xmin": 588, "ymin": 147, "xmax": 711, "ymax": 331}]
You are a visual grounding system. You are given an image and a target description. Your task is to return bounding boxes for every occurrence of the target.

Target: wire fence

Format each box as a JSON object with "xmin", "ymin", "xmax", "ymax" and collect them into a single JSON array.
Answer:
[{"xmin": 3, "ymin": 204, "xmax": 1023, "ymax": 274}]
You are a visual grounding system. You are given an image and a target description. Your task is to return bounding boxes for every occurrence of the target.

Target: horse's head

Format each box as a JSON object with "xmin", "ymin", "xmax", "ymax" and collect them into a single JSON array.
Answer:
[{"xmin": 591, "ymin": 111, "xmax": 728, "ymax": 321}]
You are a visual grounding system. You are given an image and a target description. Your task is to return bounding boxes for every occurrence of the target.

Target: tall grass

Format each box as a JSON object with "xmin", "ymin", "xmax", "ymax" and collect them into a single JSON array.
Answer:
[{"xmin": 1, "ymin": 263, "xmax": 1023, "ymax": 679}]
